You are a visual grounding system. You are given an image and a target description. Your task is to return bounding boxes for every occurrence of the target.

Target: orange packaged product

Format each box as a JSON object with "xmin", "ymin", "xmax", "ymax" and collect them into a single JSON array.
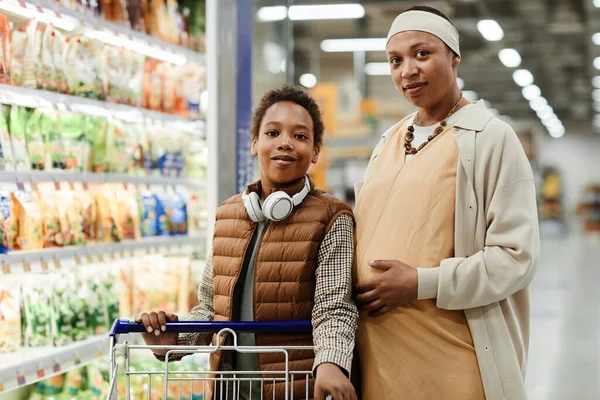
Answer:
[{"xmin": 0, "ymin": 14, "xmax": 12, "ymax": 84}]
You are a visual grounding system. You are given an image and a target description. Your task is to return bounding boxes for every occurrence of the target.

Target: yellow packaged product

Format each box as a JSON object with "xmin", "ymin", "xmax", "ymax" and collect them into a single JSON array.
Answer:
[
  {"xmin": 93, "ymin": 186, "xmax": 117, "ymax": 243},
  {"xmin": 35, "ymin": 187, "xmax": 64, "ymax": 248},
  {"xmin": 11, "ymin": 191, "xmax": 43, "ymax": 250},
  {"xmin": 62, "ymin": 190, "xmax": 85, "ymax": 246}
]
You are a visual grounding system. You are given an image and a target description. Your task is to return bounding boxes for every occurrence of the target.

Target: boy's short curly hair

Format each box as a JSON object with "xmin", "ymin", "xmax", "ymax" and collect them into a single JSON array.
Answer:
[{"xmin": 251, "ymin": 85, "xmax": 325, "ymax": 148}]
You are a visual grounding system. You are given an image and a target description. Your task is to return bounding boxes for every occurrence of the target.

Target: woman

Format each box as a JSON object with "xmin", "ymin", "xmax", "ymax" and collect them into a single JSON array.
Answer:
[{"xmin": 353, "ymin": 5, "xmax": 539, "ymax": 400}]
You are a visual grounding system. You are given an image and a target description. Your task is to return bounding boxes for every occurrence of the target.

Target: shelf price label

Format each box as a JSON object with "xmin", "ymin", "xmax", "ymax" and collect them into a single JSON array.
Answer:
[
  {"xmin": 16, "ymin": 375, "xmax": 26, "ymax": 387},
  {"xmin": 2, "ymin": 264, "xmax": 10, "ymax": 274},
  {"xmin": 36, "ymin": 369, "xmax": 45, "ymax": 379}
]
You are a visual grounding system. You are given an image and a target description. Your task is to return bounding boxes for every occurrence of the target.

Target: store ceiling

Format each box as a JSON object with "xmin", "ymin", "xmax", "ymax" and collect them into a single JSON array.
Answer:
[{"xmin": 288, "ymin": 0, "xmax": 595, "ymax": 133}]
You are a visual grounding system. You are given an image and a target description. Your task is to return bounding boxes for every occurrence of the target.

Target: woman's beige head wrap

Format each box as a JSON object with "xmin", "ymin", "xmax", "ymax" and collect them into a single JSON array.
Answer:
[{"xmin": 387, "ymin": 10, "xmax": 460, "ymax": 56}]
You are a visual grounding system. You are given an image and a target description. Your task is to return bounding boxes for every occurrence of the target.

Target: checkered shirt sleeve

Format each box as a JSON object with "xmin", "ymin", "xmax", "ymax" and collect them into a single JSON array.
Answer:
[{"xmin": 312, "ymin": 213, "xmax": 358, "ymax": 375}]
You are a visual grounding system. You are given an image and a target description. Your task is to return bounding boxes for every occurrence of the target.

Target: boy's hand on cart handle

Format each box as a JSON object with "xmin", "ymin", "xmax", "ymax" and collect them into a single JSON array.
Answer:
[
  {"xmin": 314, "ymin": 363, "xmax": 357, "ymax": 400},
  {"xmin": 135, "ymin": 311, "xmax": 179, "ymax": 355}
]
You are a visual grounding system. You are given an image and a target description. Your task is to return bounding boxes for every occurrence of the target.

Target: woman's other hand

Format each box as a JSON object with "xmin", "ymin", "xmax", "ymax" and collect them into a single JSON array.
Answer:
[{"xmin": 355, "ymin": 259, "xmax": 418, "ymax": 317}]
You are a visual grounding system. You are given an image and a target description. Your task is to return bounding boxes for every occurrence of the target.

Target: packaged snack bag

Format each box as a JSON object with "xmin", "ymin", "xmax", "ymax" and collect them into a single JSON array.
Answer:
[
  {"xmin": 106, "ymin": 118, "xmax": 127, "ymax": 173},
  {"xmin": 65, "ymin": 37, "xmax": 101, "ymax": 98},
  {"xmin": 40, "ymin": 107, "xmax": 66, "ymax": 170},
  {"xmin": 9, "ymin": 105, "xmax": 32, "ymax": 171},
  {"xmin": 143, "ymin": 59, "xmax": 163, "ymax": 110},
  {"xmin": 53, "ymin": 29, "xmax": 69, "ymax": 93},
  {"xmin": 0, "ymin": 14, "xmax": 12, "ymax": 84},
  {"xmin": 36, "ymin": 187, "xmax": 64, "ymax": 248},
  {"xmin": 25, "ymin": 109, "xmax": 45, "ymax": 170},
  {"xmin": 86, "ymin": 116, "xmax": 109, "ymax": 172},
  {"xmin": 22, "ymin": 276, "xmax": 53, "ymax": 346},
  {"xmin": 61, "ymin": 111, "xmax": 88, "ymax": 171},
  {"xmin": 11, "ymin": 190, "xmax": 43, "ymax": 250},
  {"xmin": 125, "ymin": 122, "xmax": 144, "ymax": 175},
  {"xmin": 0, "ymin": 106, "xmax": 15, "ymax": 171},
  {"xmin": 139, "ymin": 190, "xmax": 157, "ymax": 237},
  {"xmin": 63, "ymin": 190, "xmax": 86, "ymax": 246},
  {"xmin": 78, "ymin": 189, "xmax": 98, "ymax": 242},
  {"xmin": 22, "ymin": 20, "xmax": 41, "ymax": 89},
  {"xmin": 11, "ymin": 26, "xmax": 27, "ymax": 86},
  {"xmin": 168, "ymin": 189, "xmax": 188, "ymax": 236},
  {"xmin": 0, "ymin": 191, "xmax": 12, "ymax": 253},
  {"xmin": 0, "ymin": 279, "xmax": 20, "ymax": 353},
  {"xmin": 40, "ymin": 24, "xmax": 57, "ymax": 91},
  {"xmin": 132, "ymin": 255, "xmax": 179, "ymax": 314},
  {"xmin": 51, "ymin": 275, "xmax": 75, "ymax": 345},
  {"xmin": 129, "ymin": 52, "xmax": 145, "ymax": 107},
  {"xmin": 115, "ymin": 187, "xmax": 141, "ymax": 241},
  {"xmin": 94, "ymin": 185, "xmax": 120, "ymax": 242},
  {"xmin": 154, "ymin": 191, "xmax": 170, "ymax": 236}
]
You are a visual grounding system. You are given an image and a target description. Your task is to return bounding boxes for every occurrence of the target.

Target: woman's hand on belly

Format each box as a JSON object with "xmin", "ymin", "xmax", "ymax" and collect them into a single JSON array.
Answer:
[{"xmin": 354, "ymin": 260, "xmax": 418, "ymax": 317}]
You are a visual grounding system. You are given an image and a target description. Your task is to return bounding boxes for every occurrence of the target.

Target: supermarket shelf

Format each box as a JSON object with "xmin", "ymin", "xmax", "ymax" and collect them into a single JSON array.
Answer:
[
  {"xmin": 0, "ymin": 84, "xmax": 205, "ymax": 133},
  {"xmin": 23, "ymin": 0, "xmax": 205, "ymax": 65},
  {"xmin": 0, "ymin": 235, "xmax": 206, "ymax": 273},
  {"xmin": 0, "ymin": 171, "xmax": 206, "ymax": 189},
  {"xmin": 0, "ymin": 335, "xmax": 108, "ymax": 393}
]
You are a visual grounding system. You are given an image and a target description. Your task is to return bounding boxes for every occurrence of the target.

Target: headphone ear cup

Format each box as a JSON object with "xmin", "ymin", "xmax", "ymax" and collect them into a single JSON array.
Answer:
[
  {"xmin": 243, "ymin": 192, "xmax": 265, "ymax": 223},
  {"xmin": 262, "ymin": 192, "xmax": 293, "ymax": 222}
]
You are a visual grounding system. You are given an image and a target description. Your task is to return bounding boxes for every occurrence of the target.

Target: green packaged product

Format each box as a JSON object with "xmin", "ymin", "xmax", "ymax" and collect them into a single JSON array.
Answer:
[
  {"xmin": 106, "ymin": 118, "xmax": 127, "ymax": 173},
  {"xmin": 22, "ymin": 277, "xmax": 52, "ymax": 347},
  {"xmin": 9, "ymin": 105, "xmax": 31, "ymax": 170},
  {"xmin": 61, "ymin": 111, "xmax": 89, "ymax": 171},
  {"xmin": 0, "ymin": 106, "xmax": 15, "ymax": 171},
  {"xmin": 51, "ymin": 277, "xmax": 75, "ymax": 346},
  {"xmin": 25, "ymin": 109, "xmax": 45, "ymax": 170},
  {"xmin": 86, "ymin": 116, "xmax": 109, "ymax": 172},
  {"xmin": 40, "ymin": 108, "xmax": 66, "ymax": 170}
]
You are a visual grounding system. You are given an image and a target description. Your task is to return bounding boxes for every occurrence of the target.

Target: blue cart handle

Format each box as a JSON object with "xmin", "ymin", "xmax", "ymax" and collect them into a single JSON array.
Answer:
[{"xmin": 110, "ymin": 319, "xmax": 312, "ymax": 337}]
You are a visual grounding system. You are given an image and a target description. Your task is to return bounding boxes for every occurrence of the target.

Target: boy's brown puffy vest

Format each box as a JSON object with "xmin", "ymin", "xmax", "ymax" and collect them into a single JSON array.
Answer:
[{"xmin": 207, "ymin": 177, "xmax": 353, "ymax": 400}]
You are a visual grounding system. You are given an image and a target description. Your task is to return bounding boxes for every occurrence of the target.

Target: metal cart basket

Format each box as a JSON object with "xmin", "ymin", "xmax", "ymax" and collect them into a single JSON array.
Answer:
[{"xmin": 108, "ymin": 319, "xmax": 332, "ymax": 400}]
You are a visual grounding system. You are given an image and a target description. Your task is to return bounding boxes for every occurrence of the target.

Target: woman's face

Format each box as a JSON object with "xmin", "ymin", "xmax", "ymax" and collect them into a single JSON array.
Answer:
[
  {"xmin": 386, "ymin": 30, "xmax": 459, "ymax": 108},
  {"xmin": 251, "ymin": 101, "xmax": 320, "ymax": 188}
]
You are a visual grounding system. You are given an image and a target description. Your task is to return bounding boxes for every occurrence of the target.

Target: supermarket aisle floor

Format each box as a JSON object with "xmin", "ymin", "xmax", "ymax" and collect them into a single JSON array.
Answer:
[{"xmin": 526, "ymin": 233, "xmax": 600, "ymax": 400}]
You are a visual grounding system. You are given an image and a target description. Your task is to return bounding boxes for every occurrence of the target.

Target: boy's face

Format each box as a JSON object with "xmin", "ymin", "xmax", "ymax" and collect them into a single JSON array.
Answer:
[{"xmin": 252, "ymin": 101, "xmax": 320, "ymax": 188}]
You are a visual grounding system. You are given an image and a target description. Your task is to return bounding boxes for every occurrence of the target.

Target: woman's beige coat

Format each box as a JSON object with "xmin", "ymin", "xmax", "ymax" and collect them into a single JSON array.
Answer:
[{"xmin": 355, "ymin": 100, "xmax": 540, "ymax": 400}]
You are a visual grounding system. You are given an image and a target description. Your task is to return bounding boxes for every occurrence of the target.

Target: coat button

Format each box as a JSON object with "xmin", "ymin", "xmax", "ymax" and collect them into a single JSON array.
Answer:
[
  {"xmin": 466, "ymin": 157, "xmax": 472, "ymax": 162},
  {"xmin": 484, "ymin": 346, "xmax": 490, "ymax": 351}
]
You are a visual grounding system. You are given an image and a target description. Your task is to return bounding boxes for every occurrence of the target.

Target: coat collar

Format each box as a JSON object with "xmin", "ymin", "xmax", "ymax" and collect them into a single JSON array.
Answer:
[{"xmin": 453, "ymin": 99, "xmax": 495, "ymax": 132}]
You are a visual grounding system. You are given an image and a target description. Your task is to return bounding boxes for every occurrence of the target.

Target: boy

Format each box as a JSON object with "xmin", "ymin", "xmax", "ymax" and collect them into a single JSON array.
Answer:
[{"xmin": 136, "ymin": 85, "xmax": 358, "ymax": 400}]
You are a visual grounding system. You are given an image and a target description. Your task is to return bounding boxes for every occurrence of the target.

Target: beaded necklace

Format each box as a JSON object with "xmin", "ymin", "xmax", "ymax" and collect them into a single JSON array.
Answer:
[{"xmin": 404, "ymin": 93, "xmax": 464, "ymax": 155}]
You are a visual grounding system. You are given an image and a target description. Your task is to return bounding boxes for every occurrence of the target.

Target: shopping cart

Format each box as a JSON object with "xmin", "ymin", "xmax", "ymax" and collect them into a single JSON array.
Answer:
[{"xmin": 108, "ymin": 319, "xmax": 334, "ymax": 400}]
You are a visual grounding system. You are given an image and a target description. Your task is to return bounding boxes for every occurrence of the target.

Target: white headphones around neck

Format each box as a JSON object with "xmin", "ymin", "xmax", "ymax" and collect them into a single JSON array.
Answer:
[{"xmin": 242, "ymin": 176, "xmax": 311, "ymax": 223}]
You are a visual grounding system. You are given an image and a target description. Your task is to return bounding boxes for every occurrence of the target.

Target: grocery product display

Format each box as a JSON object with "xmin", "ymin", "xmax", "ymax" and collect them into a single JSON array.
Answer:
[
  {"xmin": 22, "ymin": 353, "xmax": 209, "ymax": 400},
  {"xmin": 0, "ymin": 0, "xmax": 211, "ymax": 397},
  {"xmin": 0, "ymin": 17, "xmax": 205, "ymax": 118},
  {"xmin": 48, "ymin": 0, "xmax": 206, "ymax": 52},
  {"xmin": 0, "ymin": 101, "xmax": 201, "ymax": 177}
]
